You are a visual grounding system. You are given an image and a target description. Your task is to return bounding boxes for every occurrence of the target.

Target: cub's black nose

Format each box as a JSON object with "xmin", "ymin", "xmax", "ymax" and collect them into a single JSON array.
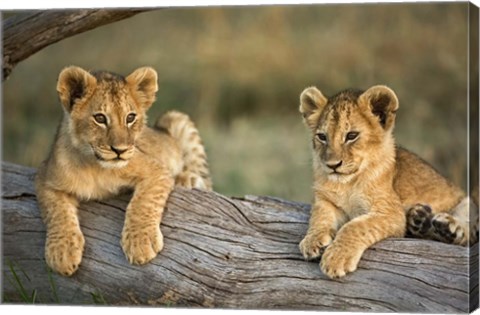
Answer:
[
  {"xmin": 111, "ymin": 146, "xmax": 128, "ymax": 155},
  {"xmin": 326, "ymin": 161, "xmax": 343, "ymax": 170}
]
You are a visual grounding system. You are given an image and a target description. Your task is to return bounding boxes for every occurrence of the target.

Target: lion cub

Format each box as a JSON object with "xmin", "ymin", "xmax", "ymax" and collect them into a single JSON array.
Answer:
[
  {"xmin": 298, "ymin": 85, "xmax": 478, "ymax": 278},
  {"xmin": 35, "ymin": 66, "xmax": 212, "ymax": 276}
]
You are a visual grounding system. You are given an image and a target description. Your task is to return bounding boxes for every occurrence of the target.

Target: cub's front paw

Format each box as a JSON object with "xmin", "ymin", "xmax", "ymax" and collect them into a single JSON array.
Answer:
[
  {"xmin": 320, "ymin": 244, "xmax": 363, "ymax": 279},
  {"xmin": 121, "ymin": 225, "xmax": 164, "ymax": 265},
  {"xmin": 45, "ymin": 227, "xmax": 85, "ymax": 276},
  {"xmin": 299, "ymin": 230, "xmax": 334, "ymax": 260}
]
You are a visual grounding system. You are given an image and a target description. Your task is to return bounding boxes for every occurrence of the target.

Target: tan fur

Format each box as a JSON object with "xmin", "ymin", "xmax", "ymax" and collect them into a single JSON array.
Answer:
[
  {"xmin": 298, "ymin": 85, "xmax": 477, "ymax": 279},
  {"xmin": 154, "ymin": 111, "xmax": 212, "ymax": 190},
  {"xmin": 35, "ymin": 66, "xmax": 212, "ymax": 276}
]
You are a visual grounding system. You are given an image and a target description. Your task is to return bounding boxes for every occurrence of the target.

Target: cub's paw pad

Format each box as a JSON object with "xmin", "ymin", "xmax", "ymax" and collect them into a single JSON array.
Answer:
[
  {"xmin": 320, "ymin": 244, "xmax": 362, "ymax": 279},
  {"xmin": 432, "ymin": 213, "xmax": 463, "ymax": 244},
  {"xmin": 45, "ymin": 229, "xmax": 85, "ymax": 276},
  {"xmin": 406, "ymin": 204, "xmax": 433, "ymax": 236},
  {"xmin": 299, "ymin": 232, "xmax": 334, "ymax": 260},
  {"xmin": 121, "ymin": 226, "xmax": 164, "ymax": 265}
]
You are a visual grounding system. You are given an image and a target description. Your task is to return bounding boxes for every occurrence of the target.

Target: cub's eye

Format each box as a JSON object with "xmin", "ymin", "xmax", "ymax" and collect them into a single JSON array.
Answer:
[
  {"xmin": 346, "ymin": 131, "xmax": 359, "ymax": 142},
  {"xmin": 93, "ymin": 114, "xmax": 107, "ymax": 124},
  {"xmin": 316, "ymin": 133, "xmax": 327, "ymax": 143},
  {"xmin": 126, "ymin": 113, "xmax": 136, "ymax": 124}
]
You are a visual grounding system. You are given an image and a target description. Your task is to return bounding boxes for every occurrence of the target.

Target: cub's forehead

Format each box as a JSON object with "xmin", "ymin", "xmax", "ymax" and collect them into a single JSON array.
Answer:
[
  {"xmin": 87, "ymin": 71, "xmax": 136, "ymax": 112},
  {"xmin": 91, "ymin": 71, "xmax": 131, "ymax": 101},
  {"xmin": 91, "ymin": 70, "xmax": 126, "ymax": 83},
  {"xmin": 327, "ymin": 89, "xmax": 364, "ymax": 113},
  {"xmin": 316, "ymin": 89, "xmax": 364, "ymax": 130},
  {"xmin": 92, "ymin": 71, "xmax": 127, "ymax": 93}
]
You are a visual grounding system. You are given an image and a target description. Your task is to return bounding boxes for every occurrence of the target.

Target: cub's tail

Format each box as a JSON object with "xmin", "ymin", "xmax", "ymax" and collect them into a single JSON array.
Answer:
[{"xmin": 154, "ymin": 111, "xmax": 212, "ymax": 191}]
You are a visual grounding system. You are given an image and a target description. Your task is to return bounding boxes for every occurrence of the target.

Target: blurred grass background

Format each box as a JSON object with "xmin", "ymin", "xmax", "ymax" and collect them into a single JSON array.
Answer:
[{"xmin": 2, "ymin": 3, "xmax": 470, "ymax": 202}]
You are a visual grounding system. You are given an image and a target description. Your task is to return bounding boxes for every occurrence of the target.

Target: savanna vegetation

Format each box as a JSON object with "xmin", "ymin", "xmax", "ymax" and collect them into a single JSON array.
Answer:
[{"xmin": 3, "ymin": 3, "xmax": 470, "ymax": 202}]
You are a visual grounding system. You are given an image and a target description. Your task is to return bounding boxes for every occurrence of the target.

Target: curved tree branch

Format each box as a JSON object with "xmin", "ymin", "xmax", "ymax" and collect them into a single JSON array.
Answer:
[{"xmin": 2, "ymin": 9, "xmax": 152, "ymax": 80}]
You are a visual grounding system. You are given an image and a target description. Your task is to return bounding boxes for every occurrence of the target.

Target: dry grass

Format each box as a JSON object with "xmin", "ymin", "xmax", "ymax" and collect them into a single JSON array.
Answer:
[
  {"xmin": 201, "ymin": 117, "xmax": 313, "ymax": 201},
  {"xmin": 2, "ymin": 3, "xmax": 471, "ymax": 202}
]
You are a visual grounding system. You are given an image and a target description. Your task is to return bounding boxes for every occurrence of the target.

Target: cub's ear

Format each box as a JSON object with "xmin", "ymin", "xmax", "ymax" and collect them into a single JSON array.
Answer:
[
  {"xmin": 359, "ymin": 85, "xmax": 399, "ymax": 130},
  {"xmin": 57, "ymin": 66, "xmax": 97, "ymax": 112},
  {"xmin": 126, "ymin": 67, "xmax": 158, "ymax": 109},
  {"xmin": 299, "ymin": 86, "xmax": 328, "ymax": 129}
]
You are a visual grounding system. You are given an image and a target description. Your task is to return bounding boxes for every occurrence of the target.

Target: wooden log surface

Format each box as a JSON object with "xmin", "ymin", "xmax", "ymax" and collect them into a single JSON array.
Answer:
[
  {"xmin": 2, "ymin": 9, "xmax": 151, "ymax": 80},
  {"xmin": 2, "ymin": 162, "xmax": 478, "ymax": 312}
]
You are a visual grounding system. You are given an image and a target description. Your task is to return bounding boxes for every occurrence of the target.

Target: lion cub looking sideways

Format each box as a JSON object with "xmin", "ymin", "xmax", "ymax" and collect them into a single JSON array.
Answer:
[
  {"xmin": 299, "ymin": 85, "xmax": 478, "ymax": 279},
  {"xmin": 35, "ymin": 66, "xmax": 212, "ymax": 276}
]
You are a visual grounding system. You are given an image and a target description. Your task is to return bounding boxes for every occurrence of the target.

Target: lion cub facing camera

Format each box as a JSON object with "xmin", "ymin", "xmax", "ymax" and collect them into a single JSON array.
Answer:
[
  {"xmin": 299, "ymin": 85, "xmax": 478, "ymax": 279},
  {"xmin": 35, "ymin": 66, "xmax": 212, "ymax": 276}
]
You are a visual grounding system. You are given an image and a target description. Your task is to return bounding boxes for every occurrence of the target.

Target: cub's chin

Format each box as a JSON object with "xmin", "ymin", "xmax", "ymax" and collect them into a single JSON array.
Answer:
[
  {"xmin": 98, "ymin": 159, "xmax": 129, "ymax": 169},
  {"xmin": 327, "ymin": 173, "xmax": 356, "ymax": 184},
  {"xmin": 325, "ymin": 167, "xmax": 359, "ymax": 184}
]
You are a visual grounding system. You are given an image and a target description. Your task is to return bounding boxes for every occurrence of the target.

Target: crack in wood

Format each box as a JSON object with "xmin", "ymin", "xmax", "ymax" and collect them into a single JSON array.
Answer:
[{"xmin": 2, "ymin": 192, "xmax": 36, "ymax": 200}]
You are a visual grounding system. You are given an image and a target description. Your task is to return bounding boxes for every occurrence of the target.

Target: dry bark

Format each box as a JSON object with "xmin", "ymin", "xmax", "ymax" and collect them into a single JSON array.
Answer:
[{"xmin": 2, "ymin": 162, "xmax": 478, "ymax": 312}]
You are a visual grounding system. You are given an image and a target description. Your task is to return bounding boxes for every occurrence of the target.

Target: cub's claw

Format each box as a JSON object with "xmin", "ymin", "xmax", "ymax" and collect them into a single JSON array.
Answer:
[
  {"xmin": 299, "ymin": 231, "xmax": 334, "ymax": 260},
  {"xmin": 320, "ymin": 244, "xmax": 363, "ymax": 279},
  {"xmin": 45, "ymin": 227, "xmax": 85, "ymax": 276},
  {"xmin": 121, "ymin": 225, "xmax": 164, "ymax": 265}
]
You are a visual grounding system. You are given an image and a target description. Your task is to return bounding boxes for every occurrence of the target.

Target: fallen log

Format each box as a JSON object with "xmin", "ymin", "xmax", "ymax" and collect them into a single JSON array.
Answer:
[{"xmin": 2, "ymin": 162, "xmax": 477, "ymax": 312}]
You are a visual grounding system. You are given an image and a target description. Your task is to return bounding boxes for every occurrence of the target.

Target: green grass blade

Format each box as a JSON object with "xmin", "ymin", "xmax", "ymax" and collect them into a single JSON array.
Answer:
[
  {"xmin": 30, "ymin": 289, "xmax": 37, "ymax": 304},
  {"xmin": 4, "ymin": 271, "xmax": 20, "ymax": 300},
  {"xmin": 6, "ymin": 260, "xmax": 30, "ymax": 302},
  {"xmin": 90, "ymin": 291, "xmax": 107, "ymax": 305},
  {"xmin": 46, "ymin": 266, "xmax": 59, "ymax": 303},
  {"xmin": 18, "ymin": 265, "xmax": 32, "ymax": 283}
]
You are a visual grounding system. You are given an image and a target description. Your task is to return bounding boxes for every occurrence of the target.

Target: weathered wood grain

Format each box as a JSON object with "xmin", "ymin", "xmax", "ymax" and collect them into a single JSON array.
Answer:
[
  {"xmin": 2, "ymin": 9, "xmax": 151, "ymax": 80},
  {"xmin": 2, "ymin": 162, "xmax": 478, "ymax": 312}
]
